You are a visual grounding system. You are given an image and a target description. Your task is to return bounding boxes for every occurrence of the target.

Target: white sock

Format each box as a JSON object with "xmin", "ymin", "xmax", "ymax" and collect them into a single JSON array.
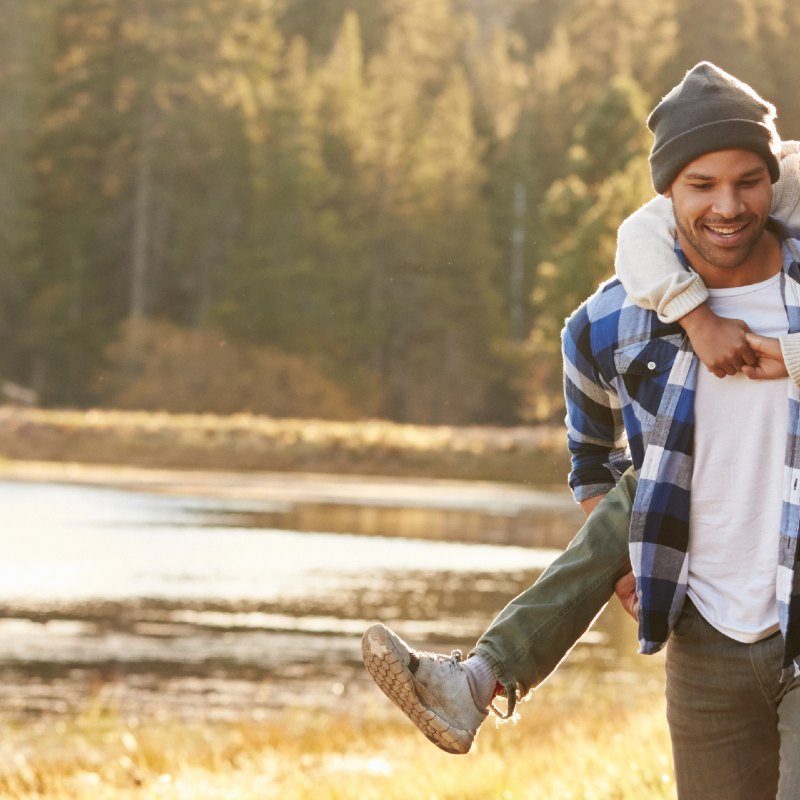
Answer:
[{"xmin": 462, "ymin": 654, "xmax": 498, "ymax": 710}]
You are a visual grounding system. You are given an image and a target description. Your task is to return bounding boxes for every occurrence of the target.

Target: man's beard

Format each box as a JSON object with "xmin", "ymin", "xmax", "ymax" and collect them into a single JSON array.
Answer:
[{"xmin": 672, "ymin": 200, "xmax": 768, "ymax": 271}]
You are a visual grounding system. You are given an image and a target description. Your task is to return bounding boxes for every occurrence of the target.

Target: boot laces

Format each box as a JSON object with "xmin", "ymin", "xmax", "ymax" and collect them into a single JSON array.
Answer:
[{"xmin": 423, "ymin": 648, "xmax": 463, "ymax": 670}]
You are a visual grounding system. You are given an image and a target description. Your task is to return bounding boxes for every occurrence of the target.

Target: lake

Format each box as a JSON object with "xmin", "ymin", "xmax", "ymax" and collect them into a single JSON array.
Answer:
[{"xmin": 0, "ymin": 471, "xmax": 662, "ymax": 722}]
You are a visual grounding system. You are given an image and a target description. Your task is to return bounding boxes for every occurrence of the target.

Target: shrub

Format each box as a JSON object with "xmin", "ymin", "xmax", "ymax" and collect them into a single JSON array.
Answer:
[{"xmin": 93, "ymin": 319, "xmax": 360, "ymax": 419}]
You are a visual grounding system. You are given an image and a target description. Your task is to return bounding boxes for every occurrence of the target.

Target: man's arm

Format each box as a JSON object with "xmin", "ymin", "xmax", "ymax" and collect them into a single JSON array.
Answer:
[
  {"xmin": 580, "ymin": 493, "xmax": 606, "ymax": 517},
  {"xmin": 562, "ymin": 308, "xmax": 641, "ymax": 618},
  {"xmin": 562, "ymin": 309, "xmax": 627, "ymax": 502}
]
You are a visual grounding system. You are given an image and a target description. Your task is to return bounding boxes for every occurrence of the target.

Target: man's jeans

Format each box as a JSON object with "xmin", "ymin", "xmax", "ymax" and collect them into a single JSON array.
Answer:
[
  {"xmin": 470, "ymin": 466, "xmax": 800, "ymax": 798},
  {"xmin": 667, "ymin": 600, "xmax": 800, "ymax": 800}
]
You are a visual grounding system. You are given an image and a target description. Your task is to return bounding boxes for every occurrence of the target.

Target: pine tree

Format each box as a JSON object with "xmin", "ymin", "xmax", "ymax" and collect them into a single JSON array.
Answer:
[
  {"xmin": 34, "ymin": 0, "xmax": 281, "ymax": 403},
  {"xmin": 530, "ymin": 76, "xmax": 653, "ymax": 414},
  {"xmin": 0, "ymin": 1, "xmax": 52, "ymax": 393}
]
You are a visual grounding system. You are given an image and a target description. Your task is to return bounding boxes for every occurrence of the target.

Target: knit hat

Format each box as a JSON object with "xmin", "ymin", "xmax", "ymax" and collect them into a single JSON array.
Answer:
[{"xmin": 647, "ymin": 61, "xmax": 781, "ymax": 194}]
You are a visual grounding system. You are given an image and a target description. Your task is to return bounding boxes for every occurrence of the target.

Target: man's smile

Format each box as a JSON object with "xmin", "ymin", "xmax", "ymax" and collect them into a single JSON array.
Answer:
[{"xmin": 700, "ymin": 218, "xmax": 752, "ymax": 247}]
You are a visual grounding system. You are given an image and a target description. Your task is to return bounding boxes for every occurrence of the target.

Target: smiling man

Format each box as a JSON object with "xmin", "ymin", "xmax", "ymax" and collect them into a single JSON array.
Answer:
[
  {"xmin": 363, "ymin": 63, "xmax": 800, "ymax": 799},
  {"xmin": 670, "ymin": 151, "xmax": 777, "ymax": 273},
  {"xmin": 618, "ymin": 68, "xmax": 800, "ymax": 798}
]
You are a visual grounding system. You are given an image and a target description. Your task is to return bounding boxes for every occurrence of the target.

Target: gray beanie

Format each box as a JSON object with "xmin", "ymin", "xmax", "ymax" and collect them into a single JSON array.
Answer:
[{"xmin": 647, "ymin": 61, "xmax": 781, "ymax": 194}]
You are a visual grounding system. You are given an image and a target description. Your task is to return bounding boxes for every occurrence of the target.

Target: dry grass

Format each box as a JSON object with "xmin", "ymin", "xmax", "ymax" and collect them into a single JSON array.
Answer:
[
  {"xmin": 0, "ymin": 406, "xmax": 569, "ymax": 483},
  {"xmin": 0, "ymin": 685, "xmax": 674, "ymax": 800}
]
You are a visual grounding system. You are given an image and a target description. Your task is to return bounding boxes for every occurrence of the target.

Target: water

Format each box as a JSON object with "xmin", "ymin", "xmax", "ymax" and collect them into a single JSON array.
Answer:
[{"xmin": 0, "ymin": 476, "xmax": 659, "ymax": 721}]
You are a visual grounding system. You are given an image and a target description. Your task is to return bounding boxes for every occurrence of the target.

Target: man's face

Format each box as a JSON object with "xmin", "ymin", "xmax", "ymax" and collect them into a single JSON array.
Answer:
[{"xmin": 666, "ymin": 149, "xmax": 773, "ymax": 274}]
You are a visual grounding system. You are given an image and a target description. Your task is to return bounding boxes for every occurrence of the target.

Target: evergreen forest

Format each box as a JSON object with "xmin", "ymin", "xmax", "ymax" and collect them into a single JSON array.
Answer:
[{"xmin": 2, "ymin": 0, "xmax": 799, "ymax": 425}]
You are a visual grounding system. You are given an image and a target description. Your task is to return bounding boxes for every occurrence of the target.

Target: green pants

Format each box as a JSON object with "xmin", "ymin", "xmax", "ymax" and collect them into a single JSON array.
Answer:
[{"xmin": 471, "ymin": 468, "xmax": 637, "ymax": 715}]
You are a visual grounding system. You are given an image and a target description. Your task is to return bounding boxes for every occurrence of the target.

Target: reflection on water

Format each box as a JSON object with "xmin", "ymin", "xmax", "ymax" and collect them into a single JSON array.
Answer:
[{"xmin": 0, "ymin": 478, "xmax": 658, "ymax": 721}]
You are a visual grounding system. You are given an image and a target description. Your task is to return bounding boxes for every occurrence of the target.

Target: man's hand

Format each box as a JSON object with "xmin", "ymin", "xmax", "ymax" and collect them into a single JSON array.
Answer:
[
  {"xmin": 741, "ymin": 332, "xmax": 788, "ymax": 380},
  {"xmin": 579, "ymin": 493, "xmax": 606, "ymax": 517},
  {"xmin": 679, "ymin": 303, "xmax": 757, "ymax": 378},
  {"xmin": 614, "ymin": 571, "xmax": 639, "ymax": 620}
]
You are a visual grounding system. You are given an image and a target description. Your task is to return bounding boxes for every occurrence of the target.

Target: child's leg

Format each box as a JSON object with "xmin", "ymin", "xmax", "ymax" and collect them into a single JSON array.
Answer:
[
  {"xmin": 362, "ymin": 468, "xmax": 637, "ymax": 752},
  {"xmin": 472, "ymin": 468, "xmax": 636, "ymax": 714}
]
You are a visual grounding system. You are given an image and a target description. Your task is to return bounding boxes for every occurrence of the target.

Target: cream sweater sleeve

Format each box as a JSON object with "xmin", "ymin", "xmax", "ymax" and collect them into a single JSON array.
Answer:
[
  {"xmin": 776, "ymin": 145, "xmax": 800, "ymax": 386},
  {"xmin": 772, "ymin": 144, "xmax": 800, "ymax": 385},
  {"xmin": 772, "ymin": 146, "xmax": 800, "ymax": 229},
  {"xmin": 614, "ymin": 194, "xmax": 708, "ymax": 324},
  {"xmin": 780, "ymin": 336, "xmax": 800, "ymax": 387}
]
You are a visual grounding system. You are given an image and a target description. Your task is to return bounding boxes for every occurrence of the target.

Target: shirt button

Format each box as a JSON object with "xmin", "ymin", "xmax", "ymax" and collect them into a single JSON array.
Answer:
[{"xmin": 647, "ymin": 361, "xmax": 657, "ymax": 370}]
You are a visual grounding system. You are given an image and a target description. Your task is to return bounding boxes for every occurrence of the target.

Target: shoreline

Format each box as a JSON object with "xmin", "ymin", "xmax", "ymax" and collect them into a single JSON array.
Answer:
[
  {"xmin": 0, "ymin": 406, "xmax": 570, "ymax": 484},
  {"xmin": 0, "ymin": 458, "xmax": 573, "ymax": 507}
]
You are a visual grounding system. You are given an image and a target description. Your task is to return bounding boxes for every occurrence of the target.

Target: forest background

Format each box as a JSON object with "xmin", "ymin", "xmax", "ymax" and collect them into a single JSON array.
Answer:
[{"xmin": 3, "ymin": 0, "xmax": 799, "ymax": 428}]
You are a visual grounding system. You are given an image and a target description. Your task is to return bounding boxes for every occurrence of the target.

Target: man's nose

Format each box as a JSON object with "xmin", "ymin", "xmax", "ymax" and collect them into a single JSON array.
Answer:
[{"xmin": 711, "ymin": 189, "xmax": 745, "ymax": 218}]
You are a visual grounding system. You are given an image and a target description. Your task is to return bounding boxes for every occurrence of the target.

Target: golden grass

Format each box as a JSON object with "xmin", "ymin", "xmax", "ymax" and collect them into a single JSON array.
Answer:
[
  {"xmin": 0, "ymin": 406, "xmax": 569, "ymax": 483},
  {"xmin": 0, "ymin": 685, "xmax": 674, "ymax": 800}
]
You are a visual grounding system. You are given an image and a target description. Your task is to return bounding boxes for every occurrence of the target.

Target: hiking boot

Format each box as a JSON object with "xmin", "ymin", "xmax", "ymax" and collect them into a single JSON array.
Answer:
[{"xmin": 361, "ymin": 623, "xmax": 488, "ymax": 754}]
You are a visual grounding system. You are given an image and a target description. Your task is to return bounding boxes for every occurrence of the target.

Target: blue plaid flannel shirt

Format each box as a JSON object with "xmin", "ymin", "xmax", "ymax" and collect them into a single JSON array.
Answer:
[{"xmin": 563, "ymin": 228, "xmax": 800, "ymax": 679}]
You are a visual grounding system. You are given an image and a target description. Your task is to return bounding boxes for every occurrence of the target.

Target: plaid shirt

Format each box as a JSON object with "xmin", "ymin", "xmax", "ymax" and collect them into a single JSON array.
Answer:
[{"xmin": 563, "ymin": 227, "xmax": 800, "ymax": 679}]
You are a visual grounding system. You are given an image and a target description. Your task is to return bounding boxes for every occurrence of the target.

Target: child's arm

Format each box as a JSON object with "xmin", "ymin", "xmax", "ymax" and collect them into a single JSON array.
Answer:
[
  {"xmin": 736, "ymin": 142, "xmax": 800, "ymax": 385},
  {"xmin": 615, "ymin": 194, "xmax": 708, "ymax": 322},
  {"xmin": 768, "ymin": 141, "xmax": 800, "ymax": 386},
  {"xmin": 615, "ymin": 196, "xmax": 756, "ymax": 378},
  {"xmin": 772, "ymin": 141, "xmax": 800, "ymax": 229}
]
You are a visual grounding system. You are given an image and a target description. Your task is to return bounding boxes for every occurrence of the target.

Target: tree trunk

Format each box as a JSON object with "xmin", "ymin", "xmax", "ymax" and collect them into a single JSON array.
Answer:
[{"xmin": 127, "ymin": 112, "xmax": 153, "ymax": 369}]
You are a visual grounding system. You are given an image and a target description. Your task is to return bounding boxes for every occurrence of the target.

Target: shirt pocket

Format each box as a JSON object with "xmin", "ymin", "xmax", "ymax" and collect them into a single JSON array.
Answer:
[
  {"xmin": 613, "ymin": 333, "xmax": 685, "ymax": 404},
  {"xmin": 613, "ymin": 333, "xmax": 685, "ymax": 377}
]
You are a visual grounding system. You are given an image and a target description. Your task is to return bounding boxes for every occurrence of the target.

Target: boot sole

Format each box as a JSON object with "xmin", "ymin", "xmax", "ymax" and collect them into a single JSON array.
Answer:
[{"xmin": 361, "ymin": 624, "xmax": 474, "ymax": 755}]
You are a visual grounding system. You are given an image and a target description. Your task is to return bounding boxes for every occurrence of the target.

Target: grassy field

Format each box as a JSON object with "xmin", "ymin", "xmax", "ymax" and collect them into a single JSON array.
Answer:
[
  {"xmin": 0, "ymin": 408, "xmax": 671, "ymax": 798},
  {"xmin": 1, "ymin": 684, "xmax": 674, "ymax": 800},
  {"xmin": 0, "ymin": 407, "xmax": 569, "ymax": 484}
]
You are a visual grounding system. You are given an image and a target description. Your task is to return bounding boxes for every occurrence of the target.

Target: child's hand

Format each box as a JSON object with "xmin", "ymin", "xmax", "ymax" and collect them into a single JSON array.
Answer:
[
  {"xmin": 741, "ymin": 332, "xmax": 789, "ymax": 380},
  {"xmin": 679, "ymin": 303, "xmax": 757, "ymax": 378}
]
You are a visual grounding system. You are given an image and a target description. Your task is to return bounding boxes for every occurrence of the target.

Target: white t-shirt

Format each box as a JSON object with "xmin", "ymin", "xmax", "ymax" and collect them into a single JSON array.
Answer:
[{"xmin": 688, "ymin": 271, "xmax": 788, "ymax": 643}]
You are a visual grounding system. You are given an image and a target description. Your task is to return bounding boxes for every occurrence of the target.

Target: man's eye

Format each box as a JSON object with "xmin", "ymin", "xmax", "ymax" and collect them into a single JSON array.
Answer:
[
  {"xmin": 739, "ymin": 179, "xmax": 761, "ymax": 188},
  {"xmin": 689, "ymin": 184, "xmax": 712, "ymax": 191}
]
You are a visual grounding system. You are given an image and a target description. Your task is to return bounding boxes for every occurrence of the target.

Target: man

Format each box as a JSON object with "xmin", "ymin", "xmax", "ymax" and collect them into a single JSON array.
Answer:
[{"xmin": 362, "ymin": 63, "xmax": 800, "ymax": 799}]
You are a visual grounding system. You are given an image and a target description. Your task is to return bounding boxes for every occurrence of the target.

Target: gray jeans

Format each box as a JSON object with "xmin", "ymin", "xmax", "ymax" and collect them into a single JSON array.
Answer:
[{"xmin": 667, "ymin": 600, "xmax": 800, "ymax": 800}]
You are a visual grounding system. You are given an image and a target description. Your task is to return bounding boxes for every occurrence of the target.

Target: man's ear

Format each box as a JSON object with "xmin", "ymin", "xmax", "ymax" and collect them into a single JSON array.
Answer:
[{"xmin": 662, "ymin": 188, "xmax": 672, "ymax": 199}]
